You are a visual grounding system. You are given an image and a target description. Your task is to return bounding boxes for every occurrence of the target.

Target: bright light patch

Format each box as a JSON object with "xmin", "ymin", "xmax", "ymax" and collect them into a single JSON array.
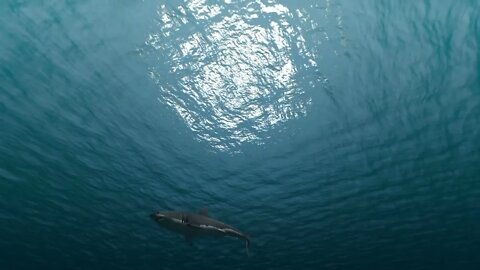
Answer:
[{"xmin": 144, "ymin": 1, "xmax": 318, "ymax": 151}]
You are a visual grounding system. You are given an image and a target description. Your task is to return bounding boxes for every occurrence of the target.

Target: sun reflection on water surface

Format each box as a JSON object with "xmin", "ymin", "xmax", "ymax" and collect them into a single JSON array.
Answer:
[{"xmin": 144, "ymin": 0, "xmax": 326, "ymax": 151}]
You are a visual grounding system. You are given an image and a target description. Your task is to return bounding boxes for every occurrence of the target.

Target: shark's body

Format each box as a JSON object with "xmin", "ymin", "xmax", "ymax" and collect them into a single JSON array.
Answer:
[{"xmin": 150, "ymin": 209, "xmax": 250, "ymax": 253}]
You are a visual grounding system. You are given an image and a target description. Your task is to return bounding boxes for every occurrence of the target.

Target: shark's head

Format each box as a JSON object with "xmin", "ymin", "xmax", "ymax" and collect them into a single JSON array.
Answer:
[
  {"xmin": 150, "ymin": 211, "xmax": 169, "ymax": 222},
  {"xmin": 150, "ymin": 211, "xmax": 184, "ymax": 224},
  {"xmin": 150, "ymin": 211, "xmax": 190, "ymax": 235}
]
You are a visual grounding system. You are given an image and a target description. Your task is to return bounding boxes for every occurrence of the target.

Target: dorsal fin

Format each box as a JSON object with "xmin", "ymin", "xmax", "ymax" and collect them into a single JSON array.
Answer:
[{"xmin": 199, "ymin": 208, "xmax": 208, "ymax": 216}]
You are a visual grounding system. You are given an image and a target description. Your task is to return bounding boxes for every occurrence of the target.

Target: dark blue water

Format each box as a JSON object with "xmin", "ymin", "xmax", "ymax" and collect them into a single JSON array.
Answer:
[{"xmin": 1, "ymin": 0, "xmax": 480, "ymax": 269}]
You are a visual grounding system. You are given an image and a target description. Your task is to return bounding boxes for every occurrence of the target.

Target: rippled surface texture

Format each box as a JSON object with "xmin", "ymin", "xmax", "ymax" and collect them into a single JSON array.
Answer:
[{"xmin": 1, "ymin": 0, "xmax": 480, "ymax": 269}]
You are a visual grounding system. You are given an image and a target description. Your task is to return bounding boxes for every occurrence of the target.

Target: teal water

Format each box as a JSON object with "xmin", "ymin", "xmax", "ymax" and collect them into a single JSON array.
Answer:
[{"xmin": 1, "ymin": 0, "xmax": 480, "ymax": 269}]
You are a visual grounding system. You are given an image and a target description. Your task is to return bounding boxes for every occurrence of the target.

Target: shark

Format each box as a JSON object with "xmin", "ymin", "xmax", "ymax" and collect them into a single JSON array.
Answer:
[{"xmin": 150, "ymin": 208, "xmax": 251, "ymax": 253}]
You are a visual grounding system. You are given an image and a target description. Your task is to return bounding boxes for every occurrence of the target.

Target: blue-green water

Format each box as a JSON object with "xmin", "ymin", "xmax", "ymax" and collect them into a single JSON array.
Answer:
[{"xmin": 1, "ymin": 0, "xmax": 480, "ymax": 269}]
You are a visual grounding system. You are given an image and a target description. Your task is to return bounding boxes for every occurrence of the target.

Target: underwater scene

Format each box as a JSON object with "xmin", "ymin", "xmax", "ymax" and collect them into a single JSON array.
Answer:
[{"xmin": 1, "ymin": 0, "xmax": 480, "ymax": 269}]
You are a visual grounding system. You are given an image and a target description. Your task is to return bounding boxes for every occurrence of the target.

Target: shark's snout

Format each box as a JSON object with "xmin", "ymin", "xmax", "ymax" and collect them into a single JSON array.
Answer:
[{"xmin": 150, "ymin": 212, "xmax": 166, "ymax": 221}]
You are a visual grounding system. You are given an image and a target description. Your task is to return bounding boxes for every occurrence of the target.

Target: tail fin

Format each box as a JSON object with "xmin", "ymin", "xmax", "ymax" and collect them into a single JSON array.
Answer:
[{"xmin": 245, "ymin": 235, "xmax": 251, "ymax": 256}]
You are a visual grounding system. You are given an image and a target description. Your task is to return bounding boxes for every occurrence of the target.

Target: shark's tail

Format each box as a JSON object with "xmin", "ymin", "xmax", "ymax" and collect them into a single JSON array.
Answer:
[{"xmin": 244, "ymin": 235, "xmax": 251, "ymax": 256}]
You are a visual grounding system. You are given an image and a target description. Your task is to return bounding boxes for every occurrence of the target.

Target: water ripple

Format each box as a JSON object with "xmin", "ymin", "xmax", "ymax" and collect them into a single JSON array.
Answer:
[{"xmin": 141, "ymin": 0, "xmax": 329, "ymax": 150}]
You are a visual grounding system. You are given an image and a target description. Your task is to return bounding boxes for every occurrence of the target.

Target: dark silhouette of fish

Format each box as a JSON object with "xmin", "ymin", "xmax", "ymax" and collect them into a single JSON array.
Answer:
[{"xmin": 150, "ymin": 208, "xmax": 250, "ymax": 254}]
